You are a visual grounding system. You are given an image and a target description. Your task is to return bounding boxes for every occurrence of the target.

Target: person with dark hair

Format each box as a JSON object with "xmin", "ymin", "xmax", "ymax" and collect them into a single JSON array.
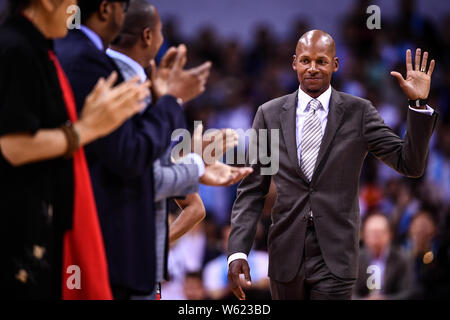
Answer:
[
  {"xmin": 54, "ymin": 0, "xmax": 212, "ymax": 299},
  {"xmin": 0, "ymin": 0, "xmax": 150, "ymax": 299}
]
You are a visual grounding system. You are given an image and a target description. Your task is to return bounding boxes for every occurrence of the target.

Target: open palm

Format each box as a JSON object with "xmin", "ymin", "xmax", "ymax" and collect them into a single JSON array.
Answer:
[{"xmin": 391, "ymin": 48, "xmax": 435, "ymax": 101}]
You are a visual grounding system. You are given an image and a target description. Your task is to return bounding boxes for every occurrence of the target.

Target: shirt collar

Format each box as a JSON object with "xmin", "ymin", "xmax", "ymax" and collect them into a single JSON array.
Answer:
[
  {"xmin": 297, "ymin": 85, "xmax": 332, "ymax": 114},
  {"xmin": 106, "ymin": 48, "xmax": 147, "ymax": 83},
  {"xmin": 80, "ymin": 25, "xmax": 104, "ymax": 51}
]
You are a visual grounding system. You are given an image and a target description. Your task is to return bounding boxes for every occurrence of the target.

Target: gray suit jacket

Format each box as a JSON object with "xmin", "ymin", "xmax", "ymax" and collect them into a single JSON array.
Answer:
[{"xmin": 228, "ymin": 88, "xmax": 438, "ymax": 281}]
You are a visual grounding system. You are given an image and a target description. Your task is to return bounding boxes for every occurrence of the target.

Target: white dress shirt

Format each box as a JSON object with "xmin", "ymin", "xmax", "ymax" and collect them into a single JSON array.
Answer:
[
  {"xmin": 80, "ymin": 25, "xmax": 104, "ymax": 51},
  {"xmin": 228, "ymin": 86, "xmax": 434, "ymax": 266}
]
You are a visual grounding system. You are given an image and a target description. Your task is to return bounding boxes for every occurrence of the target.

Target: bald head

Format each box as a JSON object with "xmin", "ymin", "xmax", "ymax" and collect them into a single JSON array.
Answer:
[
  {"xmin": 113, "ymin": 0, "xmax": 160, "ymax": 49},
  {"xmin": 292, "ymin": 29, "xmax": 338, "ymax": 98},
  {"xmin": 296, "ymin": 30, "xmax": 336, "ymax": 57}
]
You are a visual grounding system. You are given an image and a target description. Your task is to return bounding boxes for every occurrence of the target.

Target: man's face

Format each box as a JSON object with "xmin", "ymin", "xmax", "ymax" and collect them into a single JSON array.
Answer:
[
  {"xmin": 292, "ymin": 39, "xmax": 338, "ymax": 97},
  {"xmin": 44, "ymin": 0, "xmax": 78, "ymax": 38},
  {"xmin": 107, "ymin": 1, "xmax": 127, "ymax": 44},
  {"xmin": 363, "ymin": 216, "xmax": 391, "ymax": 257},
  {"xmin": 148, "ymin": 11, "xmax": 164, "ymax": 60}
]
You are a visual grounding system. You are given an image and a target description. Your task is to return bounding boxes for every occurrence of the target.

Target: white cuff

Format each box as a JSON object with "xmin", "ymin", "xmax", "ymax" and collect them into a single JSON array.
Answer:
[
  {"xmin": 408, "ymin": 104, "xmax": 434, "ymax": 116},
  {"xmin": 228, "ymin": 252, "xmax": 248, "ymax": 266},
  {"xmin": 179, "ymin": 153, "xmax": 205, "ymax": 178}
]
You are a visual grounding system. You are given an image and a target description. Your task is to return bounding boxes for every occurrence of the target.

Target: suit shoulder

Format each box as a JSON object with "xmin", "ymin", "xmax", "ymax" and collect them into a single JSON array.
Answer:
[
  {"xmin": 335, "ymin": 90, "xmax": 372, "ymax": 106},
  {"xmin": 55, "ymin": 31, "xmax": 113, "ymax": 74},
  {"xmin": 333, "ymin": 90, "xmax": 374, "ymax": 115},
  {"xmin": 259, "ymin": 92, "xmax": 295, "ymax": 114}
]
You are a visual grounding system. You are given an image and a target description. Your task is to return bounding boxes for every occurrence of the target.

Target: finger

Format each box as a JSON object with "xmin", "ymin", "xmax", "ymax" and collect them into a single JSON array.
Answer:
[
  {"xmin": 390, "ymin": 71, "xmax": 406, "ymax": 86},
  {"xmin": 406, "ymin": 49, "xmax": 412, "ymax": 72},
  {"xmin": 421, "ymin": 51, "xmax": 428, "ymax": 72},
  {"xmin": 172, "ymin": 44, "xmax": 187, "ymax": 70},
  {"xmin": 415, "ymin": 48, "xmax": 421, "ymax": 71},
  {"xmin": 242, "ymin": 262, "xmax": 252, "ymax": 285},
  {"xmin": 229, "ymin": 273, "xmax": 245, "ymax": 300},
  {"xmin": 190, "ymin": 61, "xmax": 212, "ymax": 76},
  {"xmin": 160, "ymin": 47, "xmax": 178, "ymax": 68},
  {"xmin": 149, "ymin": 60, "xmax": 157, "ymax": 82},
  {"xmin": 427, "ymin": 59, "xmax": 435, "ymax": 76},
  {"xmin": 105, "ymin": 71, "xmax": 118, "ymax": 89},
  {"xmin": 232, "ymin": 168, "xmax": 253, "ymax": 184},
  {"xmin": 193, "ymin": 122, "xmax": 204, "ymax": 140},
  {"xmin": 88, "ymin": 77, "xmax": 106, "ymax": 101}
]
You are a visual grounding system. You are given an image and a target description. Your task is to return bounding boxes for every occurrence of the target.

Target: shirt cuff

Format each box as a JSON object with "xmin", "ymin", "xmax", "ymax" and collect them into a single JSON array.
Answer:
[
  {"xmin": 228, "ymin": 252, "xmax": 248, "ymax": 266},
  {"xmin": 179, "ymin": 153, "xmax": 205, "ymax": 177},
  {"xmin": 408, "ymin": 104, "xmax": 434, "ymax": 116}
]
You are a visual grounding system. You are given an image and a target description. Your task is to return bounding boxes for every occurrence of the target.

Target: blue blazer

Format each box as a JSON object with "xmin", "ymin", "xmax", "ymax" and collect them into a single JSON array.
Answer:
[{"xmin": 55, "ymin": 30, "xmax": 186, "ymax": 293}]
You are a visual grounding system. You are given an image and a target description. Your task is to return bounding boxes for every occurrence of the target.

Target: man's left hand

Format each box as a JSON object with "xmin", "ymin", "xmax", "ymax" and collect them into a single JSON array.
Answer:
[{"xmin": 390, "ymin": 48, "xmax": 435, "ymax": 105}]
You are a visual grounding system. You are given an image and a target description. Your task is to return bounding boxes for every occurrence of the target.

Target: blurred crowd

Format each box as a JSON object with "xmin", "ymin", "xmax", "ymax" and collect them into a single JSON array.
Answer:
[{"xmin": 160, "ymin": 0, "xmax": 450, "ymax": 300}]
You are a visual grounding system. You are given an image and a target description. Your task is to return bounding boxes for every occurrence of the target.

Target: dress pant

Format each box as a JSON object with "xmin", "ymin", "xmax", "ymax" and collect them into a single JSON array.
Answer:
[{"xmin": 270, "ymin": 219, "xmax": 356, "ymax": 300}]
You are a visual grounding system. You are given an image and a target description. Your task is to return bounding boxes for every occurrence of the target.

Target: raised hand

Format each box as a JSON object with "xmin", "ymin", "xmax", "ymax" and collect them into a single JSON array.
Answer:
[
  {"xmin": 191, "ymin": 123, "xmax": 238, "ymax": 165},
  {"xmin": 390, "ymin": 48, "xmax": 435, "ymax": 102},
  {"xmin": 148, "ymin": 47, "xmax": 178, "ymax": 100},
  {"xmin": 76, "ymin": 72, "xmax": 150, "ymax": 144},
  {"xmin": 166, "ymin": 44, "xmax": 212, "ymax": 104},
  {"xmin": 199, "ymin": 161, "xmax": 253, "ymax": 186}
]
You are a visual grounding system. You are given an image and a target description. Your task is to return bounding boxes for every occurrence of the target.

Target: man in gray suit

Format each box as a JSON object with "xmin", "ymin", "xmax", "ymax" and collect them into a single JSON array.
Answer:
[{"xmin": 227, "ymin": 30, "xmax": 438, "ymax": 300}]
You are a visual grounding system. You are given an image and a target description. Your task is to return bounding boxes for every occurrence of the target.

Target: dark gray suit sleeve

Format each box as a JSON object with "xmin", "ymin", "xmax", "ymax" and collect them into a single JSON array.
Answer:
[
  {"xmin": 363, "ymin": 103, "xmax": 438, "ymax": 178},
  {"xmin": 153, "ymin": 159, "xmax": 199, "ymax": 202},
  {"xmin": 228, "ymin": 106, "xmax": 272, "ymax": 257}
]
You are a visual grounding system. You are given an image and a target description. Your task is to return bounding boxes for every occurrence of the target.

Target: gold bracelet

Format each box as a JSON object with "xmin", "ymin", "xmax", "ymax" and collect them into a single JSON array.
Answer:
[{"xmin": 60, "ymin": 122, "xmax": 80, "ymax": 159}]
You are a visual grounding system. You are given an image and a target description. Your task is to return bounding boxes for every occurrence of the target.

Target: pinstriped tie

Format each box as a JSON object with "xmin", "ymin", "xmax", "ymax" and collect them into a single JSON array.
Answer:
[{"xmin": 300, "ymin": 99, "xmax": 323, "ymax": 181}]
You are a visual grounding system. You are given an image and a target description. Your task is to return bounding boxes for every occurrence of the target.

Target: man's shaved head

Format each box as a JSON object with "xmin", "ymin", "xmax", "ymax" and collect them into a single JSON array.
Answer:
[
  {"xmin": 113, "ymin": 0, "xmax": 160, "ymax": 49},
  {"xmin": 296, "ymin": 30, "xmax": 336, "ymax": 58},
  {"xmin": 292, "ymin": 29, "xmax": 339, "ymax": 98},
  {"xmin": 111, "ymin": 0, "xmax": 164, "ymax": 67}
]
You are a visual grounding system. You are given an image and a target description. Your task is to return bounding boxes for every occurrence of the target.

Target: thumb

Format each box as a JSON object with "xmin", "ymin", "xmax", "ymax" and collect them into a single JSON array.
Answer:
[
  {"xmin": 390, "ymin": 71, "xmax": 405, "ymax": 86},
  {"xmin": 242, "ymin": 262, "xmax": 252, "ymax": 285},
  {"xmin": 149, "ymin": 60, "xmax": 157, "ymax": 82}
]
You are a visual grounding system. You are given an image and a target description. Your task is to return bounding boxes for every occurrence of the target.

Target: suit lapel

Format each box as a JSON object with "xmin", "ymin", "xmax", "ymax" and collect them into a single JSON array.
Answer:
[
  {"xmin": 311, "ymin": 89, "xmax": 345, "ymax": 184},
  {"xmin": 280, "ymin": 91, "xmax": 310, "ymax": 184}
]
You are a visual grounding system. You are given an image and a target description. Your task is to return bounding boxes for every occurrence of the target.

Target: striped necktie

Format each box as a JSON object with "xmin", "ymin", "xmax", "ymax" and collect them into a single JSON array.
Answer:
[{"xmin": 300, "ymin": 99, "xmax": 323, "ymax": 181}]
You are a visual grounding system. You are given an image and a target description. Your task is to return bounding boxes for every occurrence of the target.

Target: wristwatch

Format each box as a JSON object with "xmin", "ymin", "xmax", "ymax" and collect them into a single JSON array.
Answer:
[{"xmin": 408, "ymin": 98, "xmax": 428, "ymax": 108}]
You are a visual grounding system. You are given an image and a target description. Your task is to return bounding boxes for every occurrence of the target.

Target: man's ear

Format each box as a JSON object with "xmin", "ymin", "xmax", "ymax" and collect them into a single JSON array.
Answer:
[
  {"xmin": 98, "ymin": 0, "xmax": 110, "ymax": 21},
  {"xmin": 142, "ymin": 28, "xmax": 153, "ymax": 47},
  {"xmin": 333, "ymin": 57, "xmax": 339, "ymax": 72},
  {"xmin": 292, "ymin": 55, "xmax": 297, "ymax": 71}
]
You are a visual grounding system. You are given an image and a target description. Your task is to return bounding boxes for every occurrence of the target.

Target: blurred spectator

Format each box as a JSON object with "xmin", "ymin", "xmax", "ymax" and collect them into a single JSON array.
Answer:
[
  {"xmin": 183, "ymin": 271, "xmax": 210, "ymax": 300},
  {"xmin": 406, "ymin": 210, "xmax": 439, "ymax": 298},
  {"xmin": 426, "ymin": 123, "xmax": 450, "ymax": 207},
  {"xmin": 353, "ymin": 213, "xmax": 414, "ymax": 300}
]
